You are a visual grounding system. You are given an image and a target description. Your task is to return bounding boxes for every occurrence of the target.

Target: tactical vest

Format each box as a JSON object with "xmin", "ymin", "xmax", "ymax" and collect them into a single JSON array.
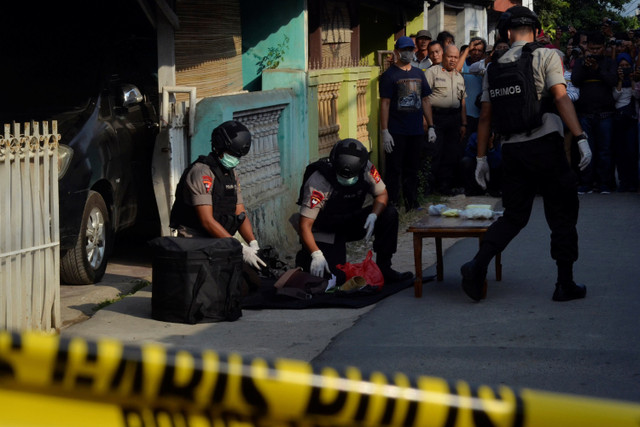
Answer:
[
  {"xmin": 487, "ymin": 42, "xmax": 552, "ymax": 136},
  {"xmin": 170, "ymin": 154, "xmax": 244, "ymax": 236},
  {"xmin": 297, "ymin": 158, "xmax": 369, "ymax": 225}
]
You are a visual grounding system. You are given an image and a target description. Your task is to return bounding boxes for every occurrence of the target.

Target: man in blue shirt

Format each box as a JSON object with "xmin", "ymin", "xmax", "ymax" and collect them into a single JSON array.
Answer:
[{"xmin": 460, "ymin": 37, "xmax": 487, "ymax": 137}]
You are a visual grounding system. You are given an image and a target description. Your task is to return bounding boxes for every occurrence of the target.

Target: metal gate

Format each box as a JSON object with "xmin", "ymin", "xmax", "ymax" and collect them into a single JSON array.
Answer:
[
  {"xmin": 152, "ymin": 86, "xmax": 196, "ymax": 236},
  {"xmin": 0, "ymin": 122, "xmax": 60, "ymax": 331}
]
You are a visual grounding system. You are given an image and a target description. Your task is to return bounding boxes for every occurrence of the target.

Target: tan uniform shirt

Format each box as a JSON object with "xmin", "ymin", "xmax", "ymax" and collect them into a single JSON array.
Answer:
[
  {"xmin": 425, "ymin": 66, "xmax": 466, "ymax": 109},
  {"xmin": 176, "ymin": 161, "xmax": 244, "ymax": 238},
  {"xmin": 183, "ymin": 162, "xmax": 244, "ymax": 206},
  {"xmin": 481, "ymin": 41, "xmax": 566, "ymax": 144},
  {"xmin": 299, "ymin": 161, "xmax": 385, "ymax": 220}
]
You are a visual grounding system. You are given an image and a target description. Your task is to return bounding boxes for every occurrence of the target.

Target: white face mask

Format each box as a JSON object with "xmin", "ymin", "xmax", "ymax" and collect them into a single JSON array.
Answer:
[
  {"xmin": 336, "ymin": 175, "xmax": 359, "ymax": 186},
  {"xmin": 399, "ymin": 50, "xmax": 414, "ymax": 63},
  {"xmin": 220, "ymin": 152, "xmax": 240, "ymax": 169}
]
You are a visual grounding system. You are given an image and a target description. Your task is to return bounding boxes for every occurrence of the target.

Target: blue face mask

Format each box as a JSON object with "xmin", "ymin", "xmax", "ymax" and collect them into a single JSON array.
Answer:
[
  {"xmin": 219, "ymin": 153, "xmax": 240, "ymax": 169},
  {"xmin": 336, "ymin": 175, "xmax": 358, "ymax": 186}
]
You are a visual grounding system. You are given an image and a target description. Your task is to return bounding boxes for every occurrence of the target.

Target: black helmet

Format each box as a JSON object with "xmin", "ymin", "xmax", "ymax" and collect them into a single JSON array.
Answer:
[
  {"xmin": 329, "ymin": 138, "xmax": 369, "ymax": 179},
  {"xmin": 497, "ymin": 6, "xmax": 541, "ymax": 41},
  {"xmin": 211, "ymin": 120, "xmax": 252, "ymax": 157}
]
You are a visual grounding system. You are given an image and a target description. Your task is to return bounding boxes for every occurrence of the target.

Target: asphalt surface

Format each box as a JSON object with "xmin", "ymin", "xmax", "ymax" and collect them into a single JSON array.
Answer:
[{"xmin": 61, "ymin": 192, "xmax": 640, "ymax": 404}]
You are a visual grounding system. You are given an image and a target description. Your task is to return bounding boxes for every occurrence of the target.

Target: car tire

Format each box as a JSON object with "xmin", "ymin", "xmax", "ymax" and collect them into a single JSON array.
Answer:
[{"xmin": 61, "ymin": 191, "xmax": 112, "ymax": 284}]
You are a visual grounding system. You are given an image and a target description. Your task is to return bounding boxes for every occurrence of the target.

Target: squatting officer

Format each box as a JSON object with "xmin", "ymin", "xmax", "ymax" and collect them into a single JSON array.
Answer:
[
  {"xmin": 460, "ymin": 6, "xmax": 593, "ymax": 302},
  {"xmin": 170, "ymin": 120, "xmax": 266, "ymax": 271},
  {"xmin": 294, "ymin": 139, "xmax": 413, "ymax": 285}
]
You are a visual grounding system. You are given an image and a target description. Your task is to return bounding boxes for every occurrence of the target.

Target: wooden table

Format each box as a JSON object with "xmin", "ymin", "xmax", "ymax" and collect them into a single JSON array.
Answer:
[{"xmin": 407, "ymin": 215, "xmax": 502, "ymax": 298}]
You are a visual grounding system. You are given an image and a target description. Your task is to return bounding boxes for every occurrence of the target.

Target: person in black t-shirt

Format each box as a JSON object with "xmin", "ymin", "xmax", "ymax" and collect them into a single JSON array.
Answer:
[{"xmin": 379, "ymin": 36, "xmax": 435, "ymax": 211}]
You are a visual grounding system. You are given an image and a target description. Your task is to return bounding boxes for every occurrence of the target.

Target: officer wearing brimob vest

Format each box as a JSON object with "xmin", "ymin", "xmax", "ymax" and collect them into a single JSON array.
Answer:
[
  {"xmin": 170, "ymin": 120, "xmax": 266, "ymax": 271},
  {"xmin": 294, "ymin": 139, "xmax": 413, "ymax": 285},
  {"xmin": 460, "ymin": 6, "xmax": 593, "ymax": 302}
]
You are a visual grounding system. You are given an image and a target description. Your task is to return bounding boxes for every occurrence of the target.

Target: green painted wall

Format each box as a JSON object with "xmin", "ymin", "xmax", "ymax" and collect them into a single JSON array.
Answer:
[
  {"xmin": 406, "ymin": 12, "xmax": 425, "ymax": 38},
  {"xmin": 241, "ymin": 0, "xmax": 306, "ymax": 92}
]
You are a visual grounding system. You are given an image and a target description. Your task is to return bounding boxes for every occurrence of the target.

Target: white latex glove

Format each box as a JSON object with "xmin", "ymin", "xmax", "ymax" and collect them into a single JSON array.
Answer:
[
  {"xmin": 382, "ymin": 129, "xmax": 394, "ymax": 153},
  {"xmin": 428, "ymin": 127, "xmax": 437, "ymax": 143},
  {"xmin": 475, "ymin": 156, "xmax": 490, "ymax": 190},
  {"xmin": 249, "ymin": 239, "xmax": 260, "ymax": 250},
  {"xmin": 310, "ymin": 250, "xmax": 331, "ymax": 278},
  {"xmin": 363, "ymin": 213, "xmax": 377, "ymax": 242},
  {"xmin": 242, "ymin": 244, "xmax": 266, "ymax": 270},
  {"xmin": 576, "ymin": 136, "xmax": 592, "ymax": 171}
]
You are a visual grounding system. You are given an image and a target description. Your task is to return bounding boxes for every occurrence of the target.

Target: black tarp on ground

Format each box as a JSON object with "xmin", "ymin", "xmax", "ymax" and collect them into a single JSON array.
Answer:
[{"xmin": 241, "ymin": 275, "xmax": 433, "ymax": 309}]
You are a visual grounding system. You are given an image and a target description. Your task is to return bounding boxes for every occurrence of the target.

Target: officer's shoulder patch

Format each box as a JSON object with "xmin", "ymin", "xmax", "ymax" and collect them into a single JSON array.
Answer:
[
  {"xmin": 202, "ymin": 175, "xmax": 213, "ymax": 193},
  {"xmin": 310, "ymin": 189, "xmax": 324, "ymax": 208},
  {"xmin": 369, "ymin": 164, "xmax": 381, "ymax": 183}
]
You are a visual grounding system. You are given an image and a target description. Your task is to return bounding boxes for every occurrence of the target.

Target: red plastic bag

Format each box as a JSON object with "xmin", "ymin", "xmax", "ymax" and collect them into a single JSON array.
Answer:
[{"xmin": 336, "ymin": 250, "xmax": 384, "ymax": 288}]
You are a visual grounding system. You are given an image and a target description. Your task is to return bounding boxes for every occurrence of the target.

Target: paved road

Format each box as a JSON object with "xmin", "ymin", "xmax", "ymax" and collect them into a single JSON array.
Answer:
[{"xmin": 62, "ymin": 193, "xmax": 640, "ymax": 403}]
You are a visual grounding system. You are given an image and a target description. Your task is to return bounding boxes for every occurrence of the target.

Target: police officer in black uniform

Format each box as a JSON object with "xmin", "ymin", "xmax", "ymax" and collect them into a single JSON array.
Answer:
[
  {"xmin": 170, "ymin": 120, "xmax": 266, "ymax": 270},
  {"xmin": 295, "ymin": 139, "xmax": 413, "ymax": 285},
  {"xmin": 460, "ymin": 6, "xmax": 593, "ymax": 302}
]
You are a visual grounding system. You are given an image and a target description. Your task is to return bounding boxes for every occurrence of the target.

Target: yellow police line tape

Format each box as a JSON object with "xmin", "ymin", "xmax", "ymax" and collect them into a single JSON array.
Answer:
[{"xmin": 1, "ymin": 331, "xmax": 639, "ymax": 427}]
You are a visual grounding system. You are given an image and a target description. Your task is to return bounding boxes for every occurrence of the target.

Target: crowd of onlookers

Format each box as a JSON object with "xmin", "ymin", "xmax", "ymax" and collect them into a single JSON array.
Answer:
[
  {"xmin": 394, "ymin": 17, "xmax": 640, "ymax": 204},
  {"xmin": 555, "ymin": 20, "xmax": 640, "ymax": 194}
]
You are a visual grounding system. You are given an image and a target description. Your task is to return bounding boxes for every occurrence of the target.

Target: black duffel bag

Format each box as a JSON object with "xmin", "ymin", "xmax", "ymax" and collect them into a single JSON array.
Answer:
[{"xmin": 148, "ymin": 236, "xmax": 244, "ymax": 324}]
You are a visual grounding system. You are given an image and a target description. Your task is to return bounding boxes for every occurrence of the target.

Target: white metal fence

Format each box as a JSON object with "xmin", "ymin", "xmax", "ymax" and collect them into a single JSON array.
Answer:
[{"xmin": 0, "ymin": 122, "xmax": 60, "ymax": 332}]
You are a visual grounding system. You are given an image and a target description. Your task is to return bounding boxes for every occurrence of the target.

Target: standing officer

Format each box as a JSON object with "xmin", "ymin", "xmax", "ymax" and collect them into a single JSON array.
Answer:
[
  {"xmin": 460, "ymin": 6, "xmax": 592, "ymax": 302},
  {"xmin": 170, "ymin": 120, "xmax": 266, "ymax": 271},
  {"xmin": 294, "ymin": 139, "xmax": 413, "ymax": 285},
  {"xmin": 425, "ymin": 44, "xmax": 467, "ymax": 195}
]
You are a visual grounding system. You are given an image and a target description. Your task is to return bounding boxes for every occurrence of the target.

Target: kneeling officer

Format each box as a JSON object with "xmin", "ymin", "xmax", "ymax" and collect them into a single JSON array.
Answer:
[
  {"xmin": 295, "ymin": 139, "xmax": 413, "ymax": 285},
  {"xmin": 170, "ymin": 120, "xmax": 266, "ymax": 271}
]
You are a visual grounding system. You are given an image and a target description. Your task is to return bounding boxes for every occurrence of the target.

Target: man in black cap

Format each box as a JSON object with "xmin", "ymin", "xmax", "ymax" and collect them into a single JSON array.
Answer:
[
  {"xmin": 294, "ymin": 139, "xmax": 413, "ymax": 285},
  {"xmin": 170, "ymin": 120, "xmax": 266, "ymax": 271},
  {"xmin": 412, "ymin": 29, "xmax": 433, "ymax": 71},
  {"xmin": 460, "ymin": 6, "xmax": 592, "ymax": 302}
]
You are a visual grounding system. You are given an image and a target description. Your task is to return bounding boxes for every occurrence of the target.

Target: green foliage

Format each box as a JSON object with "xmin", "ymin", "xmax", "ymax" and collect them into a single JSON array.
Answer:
[
  {"xmin": 534, "ymin": 0, "xmax": 639, "ymax": 38},
  {"xmin": 256, "ymin": 35, "xmax": 290, "ymax": 73}
]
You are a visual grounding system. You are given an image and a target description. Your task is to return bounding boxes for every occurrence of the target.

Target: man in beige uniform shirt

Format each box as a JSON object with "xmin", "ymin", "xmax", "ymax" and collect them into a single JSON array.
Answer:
[
  {"xmin": 425, "ymin": 44, "xmax": 467, "ymax": 195},
  {"xmin": 295, "ymin": 139, "xmax": 413, "ymax": 286},
  {"xmin": 460, "ymin": 6, "xmax": 592, "ymax": 302},
  {"xmin": 170, "ymin": 120, "xmax": 266, "ymax": 271}
]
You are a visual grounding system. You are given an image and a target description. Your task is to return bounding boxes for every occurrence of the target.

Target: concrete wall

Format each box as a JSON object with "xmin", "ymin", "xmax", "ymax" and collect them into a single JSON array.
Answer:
[
  {"xmin": 457, "ymin": 4, "xmax": 488, "ymax": 44},
  {"xmin": 426, "ymin": 2, "xmax": 489, "ymax": 45},
  {"xmin": 428, "ymin": 3, "xmax": 445, "ymax": 39}
]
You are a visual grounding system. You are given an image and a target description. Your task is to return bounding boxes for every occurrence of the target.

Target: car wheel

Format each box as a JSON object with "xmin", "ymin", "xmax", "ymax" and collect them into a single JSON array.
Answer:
[{"xmin": 61, "ymin": 191, "xmax": 112, "ymax": 284}]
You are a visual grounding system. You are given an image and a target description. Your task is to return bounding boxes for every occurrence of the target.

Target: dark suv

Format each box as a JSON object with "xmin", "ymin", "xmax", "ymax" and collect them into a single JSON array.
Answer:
[{"xmin": 53, "ymin": 80, "xmax": 159, "ymax": 284}]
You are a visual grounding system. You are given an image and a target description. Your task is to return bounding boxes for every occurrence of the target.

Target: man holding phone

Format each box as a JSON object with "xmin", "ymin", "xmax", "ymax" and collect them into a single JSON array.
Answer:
[{"xmin": 571, "ymin": 31, "xmax": 618, "ymax": 193}]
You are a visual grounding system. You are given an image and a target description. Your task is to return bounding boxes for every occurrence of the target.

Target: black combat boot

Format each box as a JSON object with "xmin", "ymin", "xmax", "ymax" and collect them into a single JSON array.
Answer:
[
  {"xmin": 376, "ymin": 253, "xmax": 414, "ymax": 283},
  {"xmin": 552, "ymin": 282, "xmax": 586, "ymax": 301}
]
